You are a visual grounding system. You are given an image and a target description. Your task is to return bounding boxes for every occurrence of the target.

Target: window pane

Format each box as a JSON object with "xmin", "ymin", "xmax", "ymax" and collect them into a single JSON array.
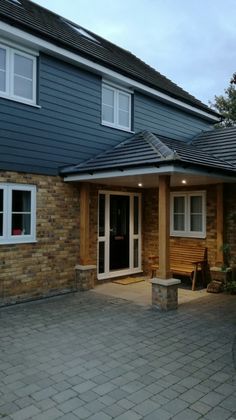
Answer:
[
  {"xmin": 118, "ymin": 109, "xmax": 129, "ymax": 127},
  {"xmin": 103, "ymin": 87, "xmax": 114, "ymax": 107},
  {"xmin": 0, "ymin": 214, "xmax": 2, "ymax": 236},
  {"xmin": 119, "ymin": 93, "xmax": 129, "ymax": 111},
  {"xmin": 190, "ymin": 196, "xmax": 202, "ymax": 213},
  {"xmin": 14, "ymin": 75, "xmax": 33, "ymax": 100},
  {"xmin": 99, "ymin": 241, "xmax": 105, "ymax": 274},
  {"xmin": 174, "ymin": 214, "xmax": 185, "ymax": 231},
  {"xmin": 134, "ymin": 239, "xmax": 139, "ymax": 268},
  {"xmin": 14, "ymin": 53, "xmax": 33, "ymax": 79},
  {"xmin": 102, "ymin": 104, "xmax": 114, "ymax": 123},
  {"xmin": 174, "ymin": 196, "xmax": 185, "ymax": 213},
  {"xmin": 0, "ymin": 189, "xmax": 3, "ymax": 212},
  {"xmin": 191, "ymin": 215, "xmax": 202, "ymax": 232},
  {"xmin": 0, "ymin": 48, "xmax": 6, "ymax": 92},
  {"xmin": 99, "ymin": 194, "xmax": 105, "ymax": 237},
  {"xmin": 12, "ymin": 214, "xmax": 31, "ymax": 235},
  {"xmin": 12, "ymin": 190, "xmax": 31, "ymax": 212},
  {"xmin": 134, "ymin": 196, "xmax": 139, "ymax": 235}
]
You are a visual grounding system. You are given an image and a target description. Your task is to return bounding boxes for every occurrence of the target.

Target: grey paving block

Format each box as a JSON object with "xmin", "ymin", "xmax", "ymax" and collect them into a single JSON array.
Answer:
[
  {"xmin": 11, "ymin": 404, "xmax": 40, "ymax": 420},
  {"xmin": 143, "ymin": 407, "xmax": 172, "ymax": 420},
  {"xmin": 205, "ymin": 406, "xmax": 233, "ymax": 420},
  {"xmin": 162, "ymin": 398, "xmax": 189, "ymax": 415},
  {"xmin": 171, "ymin": 408, "xmax": 201, "ymax": 419},
  {"xmin": 200, "ymin": 391, "xmax": 226, "ymax": 406},
  {"xmin": 0, "ymin": 291, "xmax": 234, "ymax": 420}
]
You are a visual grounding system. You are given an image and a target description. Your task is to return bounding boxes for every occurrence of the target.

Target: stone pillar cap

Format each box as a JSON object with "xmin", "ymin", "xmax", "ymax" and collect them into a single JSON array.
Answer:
[{"xmin": 151, "ymin": 278, "xmax": 181, "ymax": 286}]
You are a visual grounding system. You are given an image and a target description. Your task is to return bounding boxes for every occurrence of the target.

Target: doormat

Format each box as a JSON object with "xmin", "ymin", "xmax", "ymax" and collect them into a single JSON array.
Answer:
[{"xmin": 112, "ymin": 277, "xmax": 145, "ymax": 285}]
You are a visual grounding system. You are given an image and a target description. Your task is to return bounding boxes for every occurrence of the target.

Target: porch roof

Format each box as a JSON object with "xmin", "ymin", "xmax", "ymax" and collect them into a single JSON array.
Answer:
[{"xmin": 61, "ymin": 130, "xmax": 236, "ymax": 178}]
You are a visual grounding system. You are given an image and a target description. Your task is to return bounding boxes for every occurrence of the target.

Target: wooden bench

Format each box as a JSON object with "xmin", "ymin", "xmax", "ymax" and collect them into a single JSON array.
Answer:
[{"xmin": 151, "ymin": 245, "xmax": 208, "ymax": 291}]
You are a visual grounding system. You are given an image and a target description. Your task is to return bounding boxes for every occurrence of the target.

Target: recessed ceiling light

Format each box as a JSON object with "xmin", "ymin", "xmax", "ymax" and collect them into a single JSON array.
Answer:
[
  {"xmin": 181, "ymin": 179, "xmax": 187, "ymax": 184},
  {"xmin": 138, "ymin": 183, "xmax": 143, "ymax": 187}
]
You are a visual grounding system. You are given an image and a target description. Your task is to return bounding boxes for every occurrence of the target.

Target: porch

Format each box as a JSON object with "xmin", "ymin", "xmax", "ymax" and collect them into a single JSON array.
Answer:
[
  {"xmin": 91, "ymin": 278, "xmax": 209, "ymax": 307},
  {"xmin": 62, "ymin": 131, "xmax": 236, "ymax": 310}
]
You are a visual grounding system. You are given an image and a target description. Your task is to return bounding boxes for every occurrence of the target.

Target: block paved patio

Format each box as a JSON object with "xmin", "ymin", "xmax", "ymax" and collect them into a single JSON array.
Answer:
[{"xmin": 0, "ymin": 291, "xmax": 235, "ymax": 419}]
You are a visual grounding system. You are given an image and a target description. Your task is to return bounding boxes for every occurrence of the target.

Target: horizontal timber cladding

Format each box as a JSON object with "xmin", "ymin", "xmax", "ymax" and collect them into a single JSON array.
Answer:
[
  {"xmin": 0, "ymin": 171, "xmax": 80, "ymax": 304},
  {"xmin": 142, "ymin": 185, "xmax": 218, "ymax": 276},
  {"xmin": 0, "ymin": 52, "xmax": 214, "ymax": 176},
  {"xmin": 134, "ymin": 93, "xmax": 212, "ymax": 141},
  {"xmin": 0, "ymin": 53, "xmax": 129, "ymax": 176}
]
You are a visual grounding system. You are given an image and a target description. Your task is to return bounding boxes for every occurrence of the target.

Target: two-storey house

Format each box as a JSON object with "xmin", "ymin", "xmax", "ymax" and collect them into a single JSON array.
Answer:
[{"xmin": 0, "ymin": 0, "xmax": 236, "ymax": 307}]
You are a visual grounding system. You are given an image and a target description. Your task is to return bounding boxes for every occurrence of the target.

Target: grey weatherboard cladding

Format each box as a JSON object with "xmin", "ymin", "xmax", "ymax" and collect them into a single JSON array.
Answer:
[{"xmin": 0, "ymin": 52, "xmax": 213, "ymax": 175}]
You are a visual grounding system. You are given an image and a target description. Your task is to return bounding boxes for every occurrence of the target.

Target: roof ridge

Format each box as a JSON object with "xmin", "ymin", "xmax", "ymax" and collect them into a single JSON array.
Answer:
[{"xmin": 143, "ymin": 131, "xmax": 180, "ymax": 161}]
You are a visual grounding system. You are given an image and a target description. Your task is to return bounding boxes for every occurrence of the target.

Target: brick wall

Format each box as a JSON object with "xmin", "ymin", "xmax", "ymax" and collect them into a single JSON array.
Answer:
[
  {"xmin": 0, "ymin": 174, "xmax": 230, "ymax": 304},
  {"xmin": 0, "ymin": 172, "xmax": 80, "ymax": 304}
]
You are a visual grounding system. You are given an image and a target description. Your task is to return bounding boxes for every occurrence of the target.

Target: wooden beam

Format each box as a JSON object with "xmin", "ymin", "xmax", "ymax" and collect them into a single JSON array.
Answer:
[
  {"xmin": 80, "ymin": 183, "xmax": 90, "ymax": 265},
  {"xmin": 216, "ymin": 183, "xmax": 224, "ymax": 265},
  {"xmin": 158, "ymin": 175, "xmax": 172, "ymax": 279}
]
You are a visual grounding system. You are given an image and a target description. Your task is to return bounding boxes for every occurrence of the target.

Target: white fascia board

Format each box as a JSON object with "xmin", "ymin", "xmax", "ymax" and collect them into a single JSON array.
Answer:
[
  {"xmin": 0, "ymin": 20, "xmax": 220, "ymax": 122},
  {"xmin": 63, "ymin": 165, "xmax": 236, "ymax": 183}
]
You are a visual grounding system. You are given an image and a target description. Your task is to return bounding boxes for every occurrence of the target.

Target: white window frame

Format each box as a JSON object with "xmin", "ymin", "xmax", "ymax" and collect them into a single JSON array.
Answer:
[
  {"xmin": 0, "ymin": 43, "xmax": 37, "ymax": 105},
  {"xmin": 0, "ymin": 184, "xmax": 36, "ymax": 245},
  {"xmin": 102, "ymin": 83, "xmax": 132, "ymax": 132},
  {"xmin": 170, "ymin": 191, "xmax": 206, "ymax": 238}
]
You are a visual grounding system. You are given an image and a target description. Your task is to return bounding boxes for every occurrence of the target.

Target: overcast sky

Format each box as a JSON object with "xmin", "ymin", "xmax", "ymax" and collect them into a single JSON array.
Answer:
[{"xmin": 33, "ymin": 0, "xmax": 236, "ymax": 106}]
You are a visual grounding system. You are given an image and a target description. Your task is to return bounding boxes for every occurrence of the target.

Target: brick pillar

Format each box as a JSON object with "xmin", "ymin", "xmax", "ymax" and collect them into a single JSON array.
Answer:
[{"xmin": 75, "ymin": 265, "xmax": 96, "ymax": 291}]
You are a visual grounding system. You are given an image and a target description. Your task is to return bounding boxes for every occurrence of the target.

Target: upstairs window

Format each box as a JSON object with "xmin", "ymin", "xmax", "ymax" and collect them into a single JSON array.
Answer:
[
  {"xmin": 170, "ymin": 191, "xmax": 206, "ymax": 238},
  {"xmin": 0, "ymin": 44, "xmax": 37, "ymax": 105},
  {"xmin": 0, "ymin": 184, "xmax": 36, "ymax": 244},
  {"xmin": 102, "ymin": 84, "xmax": 131, "ymax": 131}
]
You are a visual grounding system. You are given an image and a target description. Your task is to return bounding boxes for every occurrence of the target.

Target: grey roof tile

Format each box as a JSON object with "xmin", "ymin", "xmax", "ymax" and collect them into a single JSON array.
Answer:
[
  {"xmin": 193, "ymin": 126, "xmax": 236, "ymax": 166},
  {"xmin": 0, "ymin": 0, "xmax": 219, "ymax": 117},
  {"xmin": 61, "ymin": 130, "xmax": 236, "ymax": 175}
]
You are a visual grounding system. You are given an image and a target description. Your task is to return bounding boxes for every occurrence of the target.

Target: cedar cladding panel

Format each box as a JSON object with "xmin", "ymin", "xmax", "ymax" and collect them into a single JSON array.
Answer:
[{"xmin": 142, "ymin": 186, "xmax": 218, "ymax": 275}]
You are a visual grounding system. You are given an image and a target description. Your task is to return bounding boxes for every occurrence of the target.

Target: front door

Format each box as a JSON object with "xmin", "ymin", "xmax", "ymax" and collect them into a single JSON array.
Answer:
[
  {"xmin": 109, "ymin": 195, "xmax": 130, "ymax": 270},
  {"xmin": 98, "ymin": 191, "xmax": 141, "ymax": 279}
]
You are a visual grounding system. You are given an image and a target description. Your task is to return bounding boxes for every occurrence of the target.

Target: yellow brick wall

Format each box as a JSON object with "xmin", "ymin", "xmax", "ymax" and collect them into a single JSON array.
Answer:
[{"xmin": 0, "ymin": 172, "xmax": 80, "ymax": 303}]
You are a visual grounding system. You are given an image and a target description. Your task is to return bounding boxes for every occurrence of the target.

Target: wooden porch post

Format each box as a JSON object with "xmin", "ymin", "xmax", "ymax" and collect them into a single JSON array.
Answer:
[
  {"xmin": 151, "ymin": 174, "xmax": 180, "ymax": 310},
  {"xmin": 79, "ymin": 183, "xmax": 90, "ymax": 265},
  {"xmin": 75, "ymin": 183, "xmax": 96, "ymax": 291},
  {"xmin": 216, "ymin": 183, "xmax": 224, "ymax": 265},
  {"xmin": 158, "ymin": 175, "xmax": 172, "ymax": 279}
]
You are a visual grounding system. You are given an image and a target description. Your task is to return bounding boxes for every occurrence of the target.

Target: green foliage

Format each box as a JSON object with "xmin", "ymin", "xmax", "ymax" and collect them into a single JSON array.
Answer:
[
  {"xmin": 210, "ymin": 72, "xmax": 236, "ymax": 128},
  {"xmin": 225, "ymin": 281, "xmax": 236, "ymax": 294}
]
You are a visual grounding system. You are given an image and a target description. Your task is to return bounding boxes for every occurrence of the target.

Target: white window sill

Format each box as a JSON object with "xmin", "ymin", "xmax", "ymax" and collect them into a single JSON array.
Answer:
[
  {"xmin": 101, "ymin": 122, "xmax": 134, "ymax": 134},
  {"xmin": 0, "ymin": 94, "xmax": 41, "ymax": 108},
  {"xmin": 170, "ymin": 232, "xmax": 206, "ymax": 239},
  {"xmin": 0, "ymin": 239, "xmax": 37, "ymax": 245}
]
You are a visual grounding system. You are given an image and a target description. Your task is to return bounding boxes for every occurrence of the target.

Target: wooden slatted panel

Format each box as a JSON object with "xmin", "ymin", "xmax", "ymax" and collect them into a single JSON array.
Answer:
[{"xmin": 151, "ymin": 243, "xmax": 207, "ymax": 276}]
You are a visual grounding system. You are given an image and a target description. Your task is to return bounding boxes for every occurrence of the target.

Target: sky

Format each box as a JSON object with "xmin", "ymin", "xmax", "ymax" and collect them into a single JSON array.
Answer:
[{"xmin": 32, "ymin": 0, "xmax": 236, "ymax": 106}]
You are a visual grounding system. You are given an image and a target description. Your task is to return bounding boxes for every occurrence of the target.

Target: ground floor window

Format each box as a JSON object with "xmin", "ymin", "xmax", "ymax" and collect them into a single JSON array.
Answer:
[
  {"xmin": 0, "ymin": 184, "xmax": 36, "ymax": 244},
  {"xmin": 98, "ymin": 191, "xmax": 141, "ymax": 279},
  {"xmin": 170, "ymin": 191, "xmax": 206, "ymax": 238}
]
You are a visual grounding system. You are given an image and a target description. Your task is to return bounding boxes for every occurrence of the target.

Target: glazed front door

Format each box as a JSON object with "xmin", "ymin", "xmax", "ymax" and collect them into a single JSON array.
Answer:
[
  {"xmin": 98, "ymin": 191, "xmax": 141, "ymax": 279},
  {"xmin": 109, "ymin": 195, "xmax": 130, "ymax": 270}
]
